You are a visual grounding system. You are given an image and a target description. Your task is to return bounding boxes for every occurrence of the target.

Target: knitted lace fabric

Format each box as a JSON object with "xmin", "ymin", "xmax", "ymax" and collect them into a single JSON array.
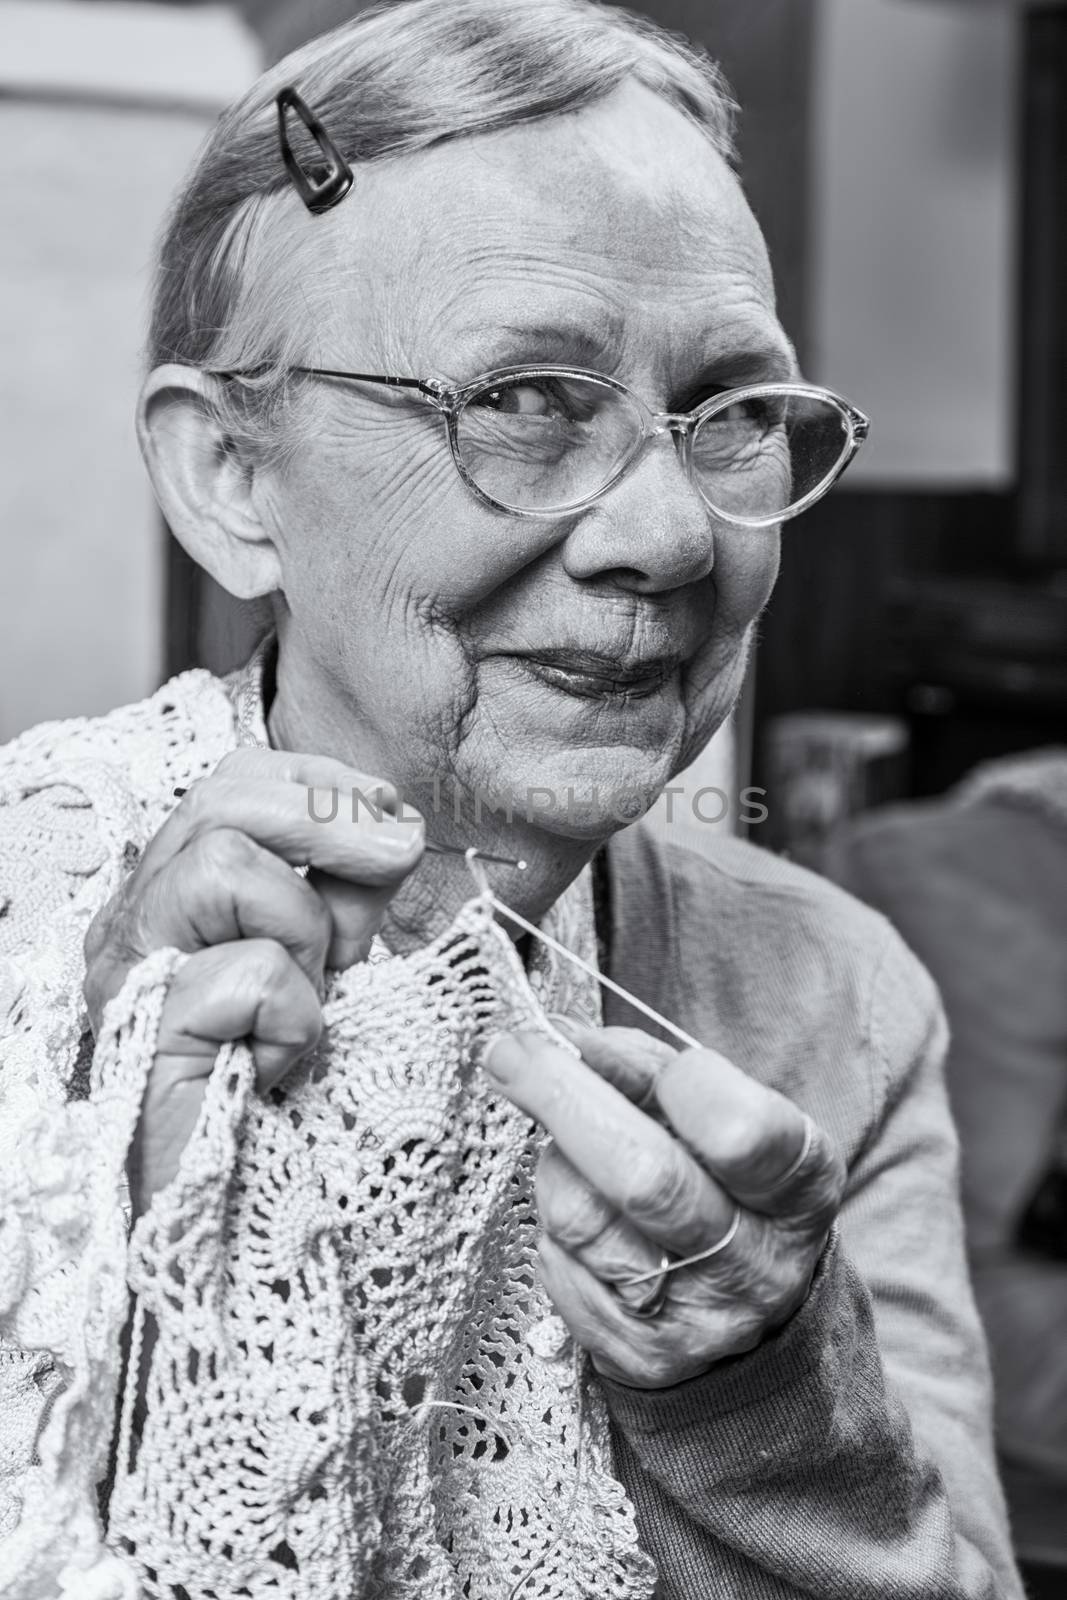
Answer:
[{"xmin": 0, "ymin": 654, "xmax": 657, "ymax": 1600}]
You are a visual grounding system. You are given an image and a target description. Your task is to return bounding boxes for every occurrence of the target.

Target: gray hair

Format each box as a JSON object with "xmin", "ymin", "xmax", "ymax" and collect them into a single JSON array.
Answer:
[{"xmin": 149, "ymin": 0, "xmax": 738, "ymax": 459}]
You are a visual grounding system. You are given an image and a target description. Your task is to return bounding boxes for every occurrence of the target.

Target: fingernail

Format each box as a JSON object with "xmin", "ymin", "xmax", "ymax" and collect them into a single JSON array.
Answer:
[
  {"xmin": 377, "ymin": 819, "xmax": 425, "ymax": 856},
  {"xmin": 479, "ymin": 1031, "xmax": 532, "ymax": 1082}
]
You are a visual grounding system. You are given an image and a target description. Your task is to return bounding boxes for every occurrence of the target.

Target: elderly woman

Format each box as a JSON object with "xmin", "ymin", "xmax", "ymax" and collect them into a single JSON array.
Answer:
[{"xmin": 0, "ymin": 3, "xmax": 1021, "ymax": 1597}]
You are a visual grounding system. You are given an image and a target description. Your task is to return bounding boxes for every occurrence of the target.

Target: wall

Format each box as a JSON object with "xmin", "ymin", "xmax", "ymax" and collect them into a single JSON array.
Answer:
[
  {"xmin": 811, "ymin": 0, "xmax": 1019, "ymax": 487},
  {"xmin": 0, "ymin": 2, "xmax": 258, "ymax": 741}
]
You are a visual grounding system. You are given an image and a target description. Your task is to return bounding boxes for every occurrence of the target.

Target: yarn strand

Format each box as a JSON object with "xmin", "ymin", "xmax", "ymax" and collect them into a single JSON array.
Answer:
[{"xmin": 486, "ymin": 892, "xmax": 703, "ymax": 1053}]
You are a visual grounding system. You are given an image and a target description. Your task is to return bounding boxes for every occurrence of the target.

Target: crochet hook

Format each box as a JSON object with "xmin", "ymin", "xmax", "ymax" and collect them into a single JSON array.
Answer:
[{"xmin": 427, "ymin": 842, "xmax": 527, "ymax": 869}]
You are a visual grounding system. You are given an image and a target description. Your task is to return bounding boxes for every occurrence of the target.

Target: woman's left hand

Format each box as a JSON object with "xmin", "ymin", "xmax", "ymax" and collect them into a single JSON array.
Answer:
[{"xmin": 482, "ymin": 1022, "xmax": 845, "ymax": 1389}]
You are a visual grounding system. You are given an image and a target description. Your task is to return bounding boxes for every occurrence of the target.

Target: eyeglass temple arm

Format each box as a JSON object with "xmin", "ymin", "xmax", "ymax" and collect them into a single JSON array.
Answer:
[
  {"xmin": 290, "ymin": 367, "xmax": 448, "ymax": 404},
  {"xmin": 845, "ymin": 404, "xmax": 871, "ymax": 442}
]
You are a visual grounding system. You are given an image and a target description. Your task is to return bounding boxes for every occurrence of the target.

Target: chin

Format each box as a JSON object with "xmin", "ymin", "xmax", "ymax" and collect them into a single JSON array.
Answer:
[{"xmin": 460, "ymin": 745, "xmax": 681, "ymax": 846}]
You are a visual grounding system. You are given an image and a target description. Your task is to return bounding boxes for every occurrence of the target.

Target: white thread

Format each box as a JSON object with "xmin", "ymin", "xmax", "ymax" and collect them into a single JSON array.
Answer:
[
  {"xmin": 483, "ymin": 892, "xmax": 703, "ymax": 1053},
  {"xmin": 622, "ymin": 1205, "xmax": 742, "ymax": 1287},
  {"xmin": 464, "ymin": 845, "xmax": 491, "ymax": 896},
  {"xmin": 469, "ymin": 871, "xmax": 755, "ymax": 1309},
  {"xmin": 476, "ymin": 883, "xmax": 808, "ymax": 1302}
]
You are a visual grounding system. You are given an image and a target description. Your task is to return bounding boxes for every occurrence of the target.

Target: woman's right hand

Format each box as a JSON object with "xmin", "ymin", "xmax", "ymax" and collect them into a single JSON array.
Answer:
[{"xmin": 83, "ymin": 748, "xmax": 424, "ymax": 1216}]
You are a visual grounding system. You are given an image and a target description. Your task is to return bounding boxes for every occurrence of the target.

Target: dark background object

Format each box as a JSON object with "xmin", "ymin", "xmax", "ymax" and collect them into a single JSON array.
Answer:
[
  {"xmin": 755, "ymin": 4, "xmax": 1067, "ymax": 800},
  {"xmin": 1018, "ymin": 5, "xmax": 1067, "ymax": 568},
  {"xmin": 1018, "ymin": 1162, "xmax": 1067, "ymax": 1264}
]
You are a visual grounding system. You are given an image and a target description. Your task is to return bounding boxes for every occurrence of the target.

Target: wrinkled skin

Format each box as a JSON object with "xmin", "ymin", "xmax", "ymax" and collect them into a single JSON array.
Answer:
[
  {"xmin": 107, "ymin": 80, "xmax": 841, "ymax": 1382},
  {"xmin": 484, "ymin": 1023, "xmax": 843, "ymax": 1389},
  {"xmin": 258, "ymin": 79, "xmax": 792, "ymax": 937}
]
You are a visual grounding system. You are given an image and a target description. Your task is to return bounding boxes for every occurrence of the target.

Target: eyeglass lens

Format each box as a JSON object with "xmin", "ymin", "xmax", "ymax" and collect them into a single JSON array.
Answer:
[{"xmin": 454, "ymin": 374, "xmax": 853, "ymax": 519}]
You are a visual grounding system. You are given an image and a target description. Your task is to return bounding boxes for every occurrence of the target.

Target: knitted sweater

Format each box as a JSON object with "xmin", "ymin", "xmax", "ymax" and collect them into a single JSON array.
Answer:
[
  {"xmin": 600, "ymin": 825, "xmax": 1022, "ymax": 1597},
  {"xmin": 0, "ymin": 663, "xmax": 1022, "ymax": 1598}
]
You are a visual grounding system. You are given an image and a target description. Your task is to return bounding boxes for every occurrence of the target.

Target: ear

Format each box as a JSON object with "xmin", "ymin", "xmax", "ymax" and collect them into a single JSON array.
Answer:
[{"xmin": 137, "ymin": 365, "xmax": 283, "ymax": 600}]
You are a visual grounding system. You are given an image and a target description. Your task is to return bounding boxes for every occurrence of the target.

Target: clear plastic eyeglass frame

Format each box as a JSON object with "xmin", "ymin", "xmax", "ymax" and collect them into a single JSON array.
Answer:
[{"xmin": 253, "ymin": 364, "xmax": 871, "ymax": 527}]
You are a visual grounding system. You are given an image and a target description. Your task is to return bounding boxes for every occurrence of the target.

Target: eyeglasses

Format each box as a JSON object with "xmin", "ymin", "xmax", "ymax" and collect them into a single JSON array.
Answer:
[{"xmin": 229, "ymin": 364, "xmax": 869, "ymax": 526}]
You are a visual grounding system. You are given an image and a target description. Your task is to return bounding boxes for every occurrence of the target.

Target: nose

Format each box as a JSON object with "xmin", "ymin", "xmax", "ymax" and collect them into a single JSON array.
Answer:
[{"xmin": 559, "ymin": 431, "xmax": 716, "ymax": 595}]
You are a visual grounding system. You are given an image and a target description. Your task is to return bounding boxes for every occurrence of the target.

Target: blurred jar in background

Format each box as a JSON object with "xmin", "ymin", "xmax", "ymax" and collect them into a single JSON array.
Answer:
[{"xmin": 763, "ymin": 711, "xmax": 909, "ymax": 861}]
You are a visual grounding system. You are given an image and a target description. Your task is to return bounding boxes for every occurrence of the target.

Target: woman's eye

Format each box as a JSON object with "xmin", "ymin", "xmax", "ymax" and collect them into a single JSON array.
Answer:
[
  {"xmin": 479, "ymin": 382, "xmax": 556, "ymax": 417},
  {"xmin": 699, "ymin": 394, "xmax": 784, "ymax": 430},
  {"xmin": 714, "ymin": 399, "xmax": 754, "ymax": 423}
]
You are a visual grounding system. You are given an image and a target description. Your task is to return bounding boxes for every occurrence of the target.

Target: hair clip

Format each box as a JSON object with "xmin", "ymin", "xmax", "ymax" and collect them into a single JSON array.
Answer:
[{"xmin": 276, "ymin": 86, "xmax": 353, "ymax": 215}]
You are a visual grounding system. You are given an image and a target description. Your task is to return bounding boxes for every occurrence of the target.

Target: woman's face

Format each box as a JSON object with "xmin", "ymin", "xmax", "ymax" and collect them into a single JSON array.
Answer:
[{"xmin": 261, "ymin": 80, "xmax": 792, "ymax": 842}]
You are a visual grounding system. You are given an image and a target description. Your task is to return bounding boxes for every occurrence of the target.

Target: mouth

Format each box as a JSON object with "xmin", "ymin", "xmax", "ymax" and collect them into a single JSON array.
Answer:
[{"xmin": 510, "ymin": 648, "xmax": 683, "ymax": 701}]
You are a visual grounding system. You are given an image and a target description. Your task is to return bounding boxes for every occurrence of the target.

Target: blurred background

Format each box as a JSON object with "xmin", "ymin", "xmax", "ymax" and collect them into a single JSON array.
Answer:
[{"xmin": 2, "ymin": 0, "xmax": 1066, "ymax": 1583}]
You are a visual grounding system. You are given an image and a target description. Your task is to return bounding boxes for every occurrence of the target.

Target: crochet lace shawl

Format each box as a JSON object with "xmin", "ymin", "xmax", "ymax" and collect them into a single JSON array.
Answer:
[{"xmin": 0, "ymin": 656, "xmax": 657, "ymax": 1600}]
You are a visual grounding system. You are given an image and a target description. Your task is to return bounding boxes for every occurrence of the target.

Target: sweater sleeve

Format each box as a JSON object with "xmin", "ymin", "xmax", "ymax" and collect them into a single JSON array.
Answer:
[{"xmin": 597, "ymin": 930, "xmax": 1023, "ymax": 1599}]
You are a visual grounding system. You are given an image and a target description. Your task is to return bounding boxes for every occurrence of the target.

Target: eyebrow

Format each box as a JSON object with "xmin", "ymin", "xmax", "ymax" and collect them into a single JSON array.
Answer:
[
  {"xmin": 701, "ymin": 333, "xmax": 798, "ymax": 385},
  {"xmin": 452, "ymin": 316, "xmax": 796, "ymax": 385},
  {"xmin": 455, "ymin": 318, "xmax": 626, "ymax": 372}
]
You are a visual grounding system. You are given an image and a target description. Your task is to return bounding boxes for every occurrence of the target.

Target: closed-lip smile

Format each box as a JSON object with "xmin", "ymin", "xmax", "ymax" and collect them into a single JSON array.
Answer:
[{"xmin": 510, "ymin": 648, "xmax": 682, "ymax": 700}]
